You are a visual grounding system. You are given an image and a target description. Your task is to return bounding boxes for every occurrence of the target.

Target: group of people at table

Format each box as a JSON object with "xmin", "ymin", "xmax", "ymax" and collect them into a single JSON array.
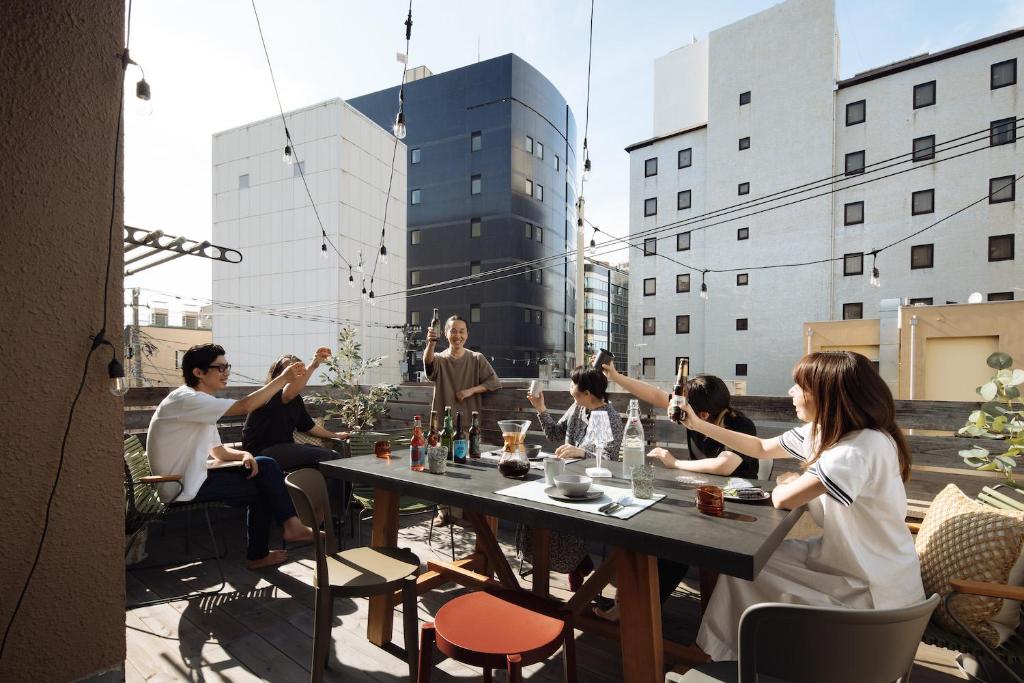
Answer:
[{"xmin": 146, "ymin": 313, "xmax": 924, "ymax": 663}]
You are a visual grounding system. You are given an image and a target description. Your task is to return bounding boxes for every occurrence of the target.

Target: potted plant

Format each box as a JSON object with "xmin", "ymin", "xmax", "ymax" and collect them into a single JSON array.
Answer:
[{"xmin": 957, "ymin": 352, "xmax": 1024, "ymax": 488}]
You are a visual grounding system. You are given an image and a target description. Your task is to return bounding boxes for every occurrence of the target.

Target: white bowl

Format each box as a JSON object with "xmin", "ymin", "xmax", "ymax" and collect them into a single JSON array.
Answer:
[{"xmin": 554, "ymin": 474, "xmax": 592, "ymax": 497}]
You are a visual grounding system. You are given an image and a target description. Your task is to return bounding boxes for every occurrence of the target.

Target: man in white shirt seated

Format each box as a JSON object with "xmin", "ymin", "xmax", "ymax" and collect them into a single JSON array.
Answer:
[{"xmin": 146, "ymin": 343, "xmax": 313, "ymax": 569}]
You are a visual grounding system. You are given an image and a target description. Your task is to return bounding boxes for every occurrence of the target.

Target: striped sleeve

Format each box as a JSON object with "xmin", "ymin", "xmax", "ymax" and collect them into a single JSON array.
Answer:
[
  {"xmin": 778, "ymin": 424, "xmax": 810, "ymax": 461},
  {"xmin": 809, "ymin": 442, "xmax": 871, "ymax": 507}
]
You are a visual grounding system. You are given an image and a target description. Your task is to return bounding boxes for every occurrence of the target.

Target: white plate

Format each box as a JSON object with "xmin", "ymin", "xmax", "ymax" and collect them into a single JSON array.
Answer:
[{"xmin": 543, "ymin": 486, "xmax": 604, "ymax": 502}]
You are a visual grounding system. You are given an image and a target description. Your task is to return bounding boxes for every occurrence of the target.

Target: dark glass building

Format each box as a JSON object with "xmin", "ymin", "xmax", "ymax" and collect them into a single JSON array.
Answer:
[{"xmin": 348, "ymin": 54, "xmax": 578, "ymax": 378}]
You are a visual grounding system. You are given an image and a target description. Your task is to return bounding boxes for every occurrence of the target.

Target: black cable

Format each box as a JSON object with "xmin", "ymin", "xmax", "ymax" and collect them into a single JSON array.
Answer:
[
  {"xmin": 249, "ymin": 0, "xmax": 351, "ymax": 267},
  {"xmin": 0, "ymin": 5, "xmax": 128, "ymax": 661}
]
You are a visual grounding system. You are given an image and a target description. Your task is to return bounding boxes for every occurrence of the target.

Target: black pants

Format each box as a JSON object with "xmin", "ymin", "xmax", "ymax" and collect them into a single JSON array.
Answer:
[{"xmin": 657, "ymin": 557, "xmax": 690, "ymax": 604}]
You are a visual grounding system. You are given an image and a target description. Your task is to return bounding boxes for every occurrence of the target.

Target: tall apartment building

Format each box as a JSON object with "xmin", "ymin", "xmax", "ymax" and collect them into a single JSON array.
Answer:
[
  {"xmin": 584, "ymin": 261, "xmax": 629, "ymax": 370},
  {"xmin": 348, "ymin": 54, "xmax": 579, "ymax": 378},
  {"xmin": 211, "ymin": 99, "xmax": 406, "ymax": 385},
  {"xmin": 627, "ymin": 0, "xmax": 1021, "ymax": 394}
]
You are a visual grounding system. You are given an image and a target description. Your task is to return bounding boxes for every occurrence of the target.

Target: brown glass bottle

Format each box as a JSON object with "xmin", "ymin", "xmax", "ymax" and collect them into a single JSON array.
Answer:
[{"xmin": 669, "ymin": 358, "xmax": 689, "ymax": 423}]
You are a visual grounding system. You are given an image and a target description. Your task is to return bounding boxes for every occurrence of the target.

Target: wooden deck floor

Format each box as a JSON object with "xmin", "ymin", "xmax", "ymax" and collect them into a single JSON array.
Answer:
[{"xmin": 125, "ymin": 507, "xmax": 968, "ymax": 682}]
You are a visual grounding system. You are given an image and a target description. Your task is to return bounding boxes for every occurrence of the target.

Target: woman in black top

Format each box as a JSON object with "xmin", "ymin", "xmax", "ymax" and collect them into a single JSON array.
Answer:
[{"xmin": 242, "ymin": 348, "xmax": 350, "ymax": 470}]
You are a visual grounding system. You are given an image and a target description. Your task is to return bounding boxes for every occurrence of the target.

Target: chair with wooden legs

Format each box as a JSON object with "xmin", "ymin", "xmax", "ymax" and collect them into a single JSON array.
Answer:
[
  {"xmin": 285, "ymin": 469, "xmax": 421, "ymax": 683},
  {"xmin": 418, "ymin": 590, "xmax": 577, "ymax": 683}
]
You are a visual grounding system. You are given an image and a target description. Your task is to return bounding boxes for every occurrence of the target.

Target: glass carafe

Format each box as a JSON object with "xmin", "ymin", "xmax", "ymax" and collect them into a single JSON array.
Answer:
[{"xmin": 497, "ymin": 419, "xmax": 531, "ymax": 478}]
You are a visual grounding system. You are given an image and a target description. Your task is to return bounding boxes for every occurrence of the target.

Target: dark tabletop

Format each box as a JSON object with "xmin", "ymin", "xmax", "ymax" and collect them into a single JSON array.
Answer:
[{"xmin": 320, "ymin": 451, "xmax": 804, "ymax": 580}]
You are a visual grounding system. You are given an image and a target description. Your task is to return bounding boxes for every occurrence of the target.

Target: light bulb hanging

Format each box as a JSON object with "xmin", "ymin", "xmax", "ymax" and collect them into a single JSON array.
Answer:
[
  {"xmin": 368, "ymin": 290, "xmax": 376, "ymax": 306},
  {"xmin": 357, "ymin": 252, "xmax": 364, "ymax": 274},
  {"xmin": 700, "ymin": 272, "xmax": 709, "ymax": 301},
  {"xmin": 590, "ymin": 226, "xmax": 598, "ymax": 248},
  {"xmin": 348, "ymin": 269, "xmax": 355, "ymax": 288},
  {"xmin": 122, "ymin": 49, "xmax": 152, "ymax": 116},
  {"xmin": 108, "ymin": 357, "xmax": 129, "ymax": 396},
  {"xmin": 320, "ymin": 242, "xmax": 329, "ymax": 260},
  {"xmin": 282, "ymin": 144, "xmax": 294, "ymax": 165},
  {"xmin": 393, "ymin": 110, "xmax": 407, "ymax": 140},
  {"xmin": 582, "ymin": 138, "xmax": 592, "ymax": 182},
  {"xmin": 869, "ymin": 251, "xmax": 881, "ymax": 287},
  {"xmin": 380, "ymin": 244, "xmax": 388, "ymax": 265}
]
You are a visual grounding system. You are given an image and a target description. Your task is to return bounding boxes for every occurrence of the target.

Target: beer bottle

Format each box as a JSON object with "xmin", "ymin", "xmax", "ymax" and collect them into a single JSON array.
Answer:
[
  {"xmin": 441, "ymin": 406, "xmax": 455, "ymax": 461},
  {"xmin": 669, "ymin": 358, "xmax": 689, "ymax": 423},
  {"xmin": 468, "ymin": 410, "xmax": 481, "ymax": 459},
  {"xmin": 427, "ymin": 410, "xmax": 440, "ymax": 447},
  {"xmin": 430, "ymin": 308, "xmax": 441, "ymax": 338},
  {"xmin": 453, "ymin": 411, "xmax": 469, "ymax": 464},
  {"xmin": 410, "ymin": 415, "xmax": 425, "ymax": 471}
]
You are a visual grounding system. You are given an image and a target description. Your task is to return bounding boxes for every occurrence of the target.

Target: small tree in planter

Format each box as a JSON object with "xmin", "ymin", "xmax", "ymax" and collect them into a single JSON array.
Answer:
[
  {"xmin": 310, "ymin": 326, "xmax": 400, "ymax": 444},
  {"xmin": 958, "ymin": 352, "xmax": 1024, "ymax": 486}
]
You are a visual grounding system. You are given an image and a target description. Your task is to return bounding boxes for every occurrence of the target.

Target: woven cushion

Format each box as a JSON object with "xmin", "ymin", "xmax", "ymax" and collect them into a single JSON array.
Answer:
[{"xmin": 916, "ymin": 484, "xmax": 1024, "ymax": 647}]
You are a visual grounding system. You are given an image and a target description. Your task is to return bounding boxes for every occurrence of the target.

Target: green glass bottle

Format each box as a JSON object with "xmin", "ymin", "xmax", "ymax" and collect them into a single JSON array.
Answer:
[{"xmin": 441, "ymin": 406, "xmax": 455, "ymax": 461}]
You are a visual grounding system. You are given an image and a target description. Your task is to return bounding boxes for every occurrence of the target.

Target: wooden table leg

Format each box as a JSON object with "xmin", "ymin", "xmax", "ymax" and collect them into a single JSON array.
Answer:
[
  {"xmin": 367, "ymin": 487, "xmax": 400, "ymax": 646},
  {"xmin": 615, "ymin": 549, "xmax": 663, "ymax": 683},
  {"xmin": 531, "ymin": 527, "xmax": 551, "ymax": 598},
  {"xmin": 466, "ymin": 510, "xmax": 519, "ymax": 591},
  {"xmin": 699, "ymin": 568, "xmax": 719, "ymax": 616}
]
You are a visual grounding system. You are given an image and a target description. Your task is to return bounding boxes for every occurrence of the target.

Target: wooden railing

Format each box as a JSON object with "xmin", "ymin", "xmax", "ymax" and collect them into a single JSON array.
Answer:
[{"xmin": 125, "ymin": 381, "xmax": 1004, "ymax": 517}]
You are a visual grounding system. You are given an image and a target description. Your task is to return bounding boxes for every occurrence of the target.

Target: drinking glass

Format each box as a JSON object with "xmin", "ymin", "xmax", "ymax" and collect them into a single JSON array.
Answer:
[
  {"xmin": 374, "ymin": 440, "xmax": 392, "ymax": 460},
  {"xmin": 630, "ymin": 463, "xmax": 656, "ymax": 499},
  {"xmin": 427, "ymin": 446, "xmax": 447, "ymax": 474},
  {"xmin": 695, "ymin": 485, "xmax": 725, "ymax": 516}
]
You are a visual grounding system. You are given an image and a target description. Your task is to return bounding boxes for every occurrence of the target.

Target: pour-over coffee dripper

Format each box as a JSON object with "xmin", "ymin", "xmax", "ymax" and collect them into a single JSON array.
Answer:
[{"xmin": 496, "ymin": 419, "xmax": 531, "ymax": 478}]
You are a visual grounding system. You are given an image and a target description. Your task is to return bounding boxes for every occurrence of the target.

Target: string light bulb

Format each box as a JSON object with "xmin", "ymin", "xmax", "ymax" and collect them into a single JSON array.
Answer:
[
  {"xmin": 393, "ymin": 110, "xmax": 407, "ymax": 140},
  {"xmin": 700, "ymin": 272, "xmax": 709, "ymax": 301},
  {"xmin": 869, "ymin": 251, "xmax": 881, "ymax": 287},
  {"xmin": 582, "ymin": 137, "xmax": 592, "ymax": 181},
  {"xmin": 368, "ymin": 290, "xmax": 376, "ymax": 306},
  {"xmin": 348, "ymin": 266, "xmax": 355, "ymax": 288},
  {"xmin": 320, "ymin": 242, "xmax": 328, "ymax": 260},
  {"xmin": 590, "ymin": 226, "xmax": 598, "ymax": 248},
  {"xmin": 282, "ymin": 144, "xmax": 294, "ymax": 165},
  {"xmin": 108, "ymin": 357, "xmax": 129, "ymax": 396},
  {"xmin": 357, "ymin": 252, "xmax": 364, "ymax": 274},
  {"xmin": 380, "ymin": 244, "xmax": 388, "ymax": 265},
  {"xmin": 134, "ymin": 77, "xmax": 152, "ymax": 116}
]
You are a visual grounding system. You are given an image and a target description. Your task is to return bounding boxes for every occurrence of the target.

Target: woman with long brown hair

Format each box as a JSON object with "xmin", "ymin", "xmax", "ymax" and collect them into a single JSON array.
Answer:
[{"xmin": 682, "ymin": 351, "xmax": 923, "ymax": 662}]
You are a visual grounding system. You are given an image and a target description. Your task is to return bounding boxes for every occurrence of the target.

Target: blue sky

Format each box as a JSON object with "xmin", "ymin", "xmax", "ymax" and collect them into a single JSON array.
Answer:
[{"xmin": 123, "ymin": 0, "xmax": 1023, "ymax": 313}]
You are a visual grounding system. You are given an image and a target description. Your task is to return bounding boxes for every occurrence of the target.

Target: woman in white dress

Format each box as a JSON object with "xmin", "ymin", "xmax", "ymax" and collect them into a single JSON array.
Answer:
[{"xmin": 681, "ymin": 351, "xmax": 925, "ymax": 662}]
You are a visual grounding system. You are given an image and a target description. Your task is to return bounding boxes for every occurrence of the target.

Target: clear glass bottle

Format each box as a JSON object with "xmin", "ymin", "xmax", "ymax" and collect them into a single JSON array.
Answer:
[{"xmin": 621, "ymin": 399, "xmax": 646, "ymax": 479}]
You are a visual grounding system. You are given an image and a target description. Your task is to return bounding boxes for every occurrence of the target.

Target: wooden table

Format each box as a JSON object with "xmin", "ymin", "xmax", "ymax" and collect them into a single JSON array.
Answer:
[{"xmin": 321, "ymin": 454, "xmax": 803, "ymax": 683}]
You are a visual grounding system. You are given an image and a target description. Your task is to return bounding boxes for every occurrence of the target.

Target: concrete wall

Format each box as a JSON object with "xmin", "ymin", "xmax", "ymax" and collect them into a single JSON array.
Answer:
[
  {"xmin": 653, "ymin": 40, "xmax": 709, "ymax": 136},
  {"xmin": 0, "ymin": 1, "xmax": 125, "ymax": 680},
  {"xmin": 804, "ymin": 319, "xmax": 881, "ymax": 359}
]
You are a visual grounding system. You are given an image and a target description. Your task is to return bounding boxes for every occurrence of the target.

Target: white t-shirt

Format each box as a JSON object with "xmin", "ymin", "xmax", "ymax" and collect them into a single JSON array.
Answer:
[
  {"xmin": 146, "ymin": 385, "xmax": 237, "ymax": 503},
  {"xmin": 778, "ymin": 423, "xmax": 925, "ymax": 608}
]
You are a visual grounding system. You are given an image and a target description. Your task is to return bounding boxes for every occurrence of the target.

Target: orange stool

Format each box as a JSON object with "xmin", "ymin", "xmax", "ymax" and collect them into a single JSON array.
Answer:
[{"xmin": 418, "ymin": 591, "xmax": 577, "ymax": 682}]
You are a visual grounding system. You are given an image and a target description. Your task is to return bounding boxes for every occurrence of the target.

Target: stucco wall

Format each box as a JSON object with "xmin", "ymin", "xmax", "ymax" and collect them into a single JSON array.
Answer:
[{"xmin": 0, "ymin": 2, "xmax": 125, "ymax": 680}]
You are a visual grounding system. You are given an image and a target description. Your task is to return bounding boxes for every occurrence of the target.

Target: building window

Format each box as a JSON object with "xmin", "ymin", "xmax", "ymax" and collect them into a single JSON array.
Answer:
[
  {"xmin": 845, "ymin": 150, "xmax": 865, "ymax": 176},
  {"xmin": 678, "ymin": 148, "xmax": 692, "ymax": 168},
  {"xmin": 737, "ymin": 273, "xmax": 749, "ymax": 286},
  {"xmin": 645, "ymin": 157, "xmax": 658, "ymax": 177},
  {"xmin": 738, "ymin": 137, "xmax": 750, "ymax": 151},
  {"xmin": 909, "ymin": 297, "xmax": 934, "ymax": 306},
  {"xmin": 843, "ymin": 303, "xmax": 863, "ymax": 320},
  {"xmin": 534, "ymin": 269, "xmax": 543, "ymax": 284},
  {"xmin": 736, "ymin": 318, "xmax": 748, "ymax": 331},
  {"xmin": 238, "ymin": 173, "xmax": 249, "ymax": 189},
  {"xmin": 913, "ymin": 80, "xmax": 936, "ymax": 109},
  {"xmin": 912, "ymin": 189, "xmax": 935, "ymax": 215},
  {"xmin": 471, "ymin": 218, "xmax": 481, "ymax": 238},
  {"xmin": 644, "ymin": 237, "xmax": 657, "ymax": 256},
  {"xmin": 643, "ymin": 278, "xmax": 656, "ymax": 296},
  {"xmin": 676, "ymin": 273, "xmax": 690, "ymax": 292},
  {"xmin": 735, "ymin": 364, "xmax": 748, "ymax": 376},
  {"xmin": 411, "ymin": 148, "xmax": 422, "ymax": 163},
  {"xmin": 535, "ymin": 310, "xmax": 542, "ymax": 325},
  {"xmin": 738, "ymin": 182, "xmax": 750, "ymax": 195},
  {"xmin": 523, "ymin": 308, "xmax": 532, "ymax": 324},
  {"xmin": 410, "ymin": 311, "xmax": 421, "ymax": 326},
  {"xmin": 642, "ymin": 358, "xmax": 656, "ymax": 378},
  {"xmin": 991, "ymin": 118, "xmax": 1017, "ymax": 146},
  {"xmin": 988, "ymin": 234, "xmax": 1015, "ymax": 262},
  {"xmin": 470, "ymin": 304, "xmax": 481, "ymax": 323},
  {"xmin": 677, "ymin": 232, "xmax": 691, "ymax": 251},
  {"xmin": 643, "ymin": 317, "xmax": 656, "ymax": 335},
  {"xmin": 470, "ymin": 131, "xmax": 482, "ymax": 152},
  {"xmin": 988, "ymin": 292, "xmax": 1015, "ymax": 301},
  {"xmin": 846, "ymin": 99, "xmax": 866, "ymax": 126},
  {"xmin": 991, "ymin": 59, "xmax": 1017, "ymax": 89},
  {"xmin": 470, "ymin": 261, "xmax": 481, "ymax": 275},
  {"xmin": 911, "ymin": 243, "xmax": 934, "ymax": 269},
  {"xmin": 644, "ymin": 197, "xmax": 657, "ymax": 216},
  {"xmin": 525, "ymin": 136, "xmax": 534, "ymax": 154},
  {"xmin": 844, "ymin": 201, "xmax": 864, "ymax": 225},
  {"xmin": 737, "ymin": 227, "xmax": 749, "ymax": 241},
  {"xmin": 844, "ymin": 252, "xmax": 864, "ymax": 276},
  {"xmin": 525, "ymin": 178, "xmax": 533, "ymax": 196},
  {"xmin": 912, "ymin": 135, "xmax": 935, "ymax": 162},
  {"xmin": 535, "ymin": 226, "xmax": 543, "ymax": 243},
  {"xmin": 410, "ymin": 270, "xmax": 421, "ymax": 286},
  {"xmin": 470, "ymin": 175, "xmax": 482, "ymax": 195},
  {"xmin": 739, "ymin": 91, "xmax": 751, "ymax": 106},
  {"xmin": 535, "ymin": 141, "xmax": 544, "ymax": 159},
  {"xmin": 524, "ymin": 223, "xmax": 533, "ymax": 240},
  {"xmin": 990, "ymin": 175, "xmax": 1016, "ymax": 203},
  {"xmin": 411, "ymin": 189, "xmax": 421, "ymax": 205},
  {"xmin": 535, "ymin": 184, "xmax": 544, "ymax": 201},
  {"xmin": 175, "ymin": 349, "xmax": 185, "ymax": 368},
  {"xmin": 677, "ymin": 190, "xmax": 692, "ymax": 210},
  {"xmin": 675, "ymin": 315, "xmax": 690, "ymax": 334},
  {"xmin": 410, "ymin": 229, "xmax": 421, "ymax": 245}
]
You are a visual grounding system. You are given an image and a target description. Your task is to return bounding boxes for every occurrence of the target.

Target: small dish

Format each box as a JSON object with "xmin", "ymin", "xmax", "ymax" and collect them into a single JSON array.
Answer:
[
  {"xmin": 544, "ymin": 486, "xmax": 604, "ymax": 502},
  {"xmin": 722, "ymin": 487, "xmax": 770, "ymax": 502},
  {"xmin": 554, "ymin": 474, "xmax": 592, "ymax": 497}
]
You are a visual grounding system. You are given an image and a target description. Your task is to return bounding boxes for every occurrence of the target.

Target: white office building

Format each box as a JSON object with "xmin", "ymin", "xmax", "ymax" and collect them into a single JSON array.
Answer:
[
  {"xmin": 626, "ymin": 0, "xmax": 1021, "ymax": 394},
  {"xmin": 212, "ymin": 98, "xmax": 407, "ymax": 385}
]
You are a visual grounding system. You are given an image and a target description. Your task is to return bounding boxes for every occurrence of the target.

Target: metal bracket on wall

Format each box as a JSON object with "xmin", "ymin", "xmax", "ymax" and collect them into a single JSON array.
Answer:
[{"xmin": 124, "ymin": 225, "xmax": 243, "ymax": 276}]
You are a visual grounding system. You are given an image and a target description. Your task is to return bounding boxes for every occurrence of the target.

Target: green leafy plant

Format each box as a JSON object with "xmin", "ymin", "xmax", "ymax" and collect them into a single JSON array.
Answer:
[
  {"xmin": 957, "ymin": 352, "xmax": 1024, "ymax": 484},
  {"xmin": 310, "ymin": 325, "xmax": 399, "ymax": 432}
]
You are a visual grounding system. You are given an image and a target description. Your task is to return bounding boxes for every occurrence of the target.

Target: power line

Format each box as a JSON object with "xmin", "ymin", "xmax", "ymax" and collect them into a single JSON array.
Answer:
[{"xmin": 249, "ymin": 0, "xmax": 351, "ymax": 268}]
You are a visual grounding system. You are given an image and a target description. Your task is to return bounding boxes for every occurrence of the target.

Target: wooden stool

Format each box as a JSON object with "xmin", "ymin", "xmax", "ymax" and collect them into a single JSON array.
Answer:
[{"xmin": 418, "ymin": 591, "xmax": 577, "ymax": 682}]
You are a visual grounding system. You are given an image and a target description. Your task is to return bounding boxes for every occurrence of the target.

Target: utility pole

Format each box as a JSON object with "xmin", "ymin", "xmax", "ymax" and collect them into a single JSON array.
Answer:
[
  {"xmin": 574, "ymin": 196, "xmax": 586, "ymax": 367},
  {"xmin": 131, "ymin": 287, "xmax": 142, "ymax": 386}
]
